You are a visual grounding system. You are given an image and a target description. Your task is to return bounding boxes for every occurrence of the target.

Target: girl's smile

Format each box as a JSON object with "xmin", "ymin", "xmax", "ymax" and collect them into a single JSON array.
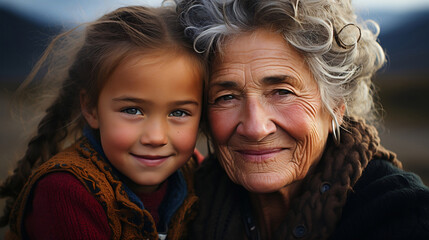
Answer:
[
  {"xmin": 130, "ymin": 153, "xmax": 173, "ymax": 167},
  {"xmin": 131, "ymin": 154, "xmax": 170, "ymax": 167},
  {"xmin": 83, "ymin": 50, "xmax": 203, "ymax": 193}
]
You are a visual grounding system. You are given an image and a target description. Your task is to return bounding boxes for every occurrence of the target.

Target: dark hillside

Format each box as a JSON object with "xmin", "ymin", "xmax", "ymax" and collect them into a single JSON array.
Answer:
[
  {"xmin": 378, "ymin": 10, "xmax": 429, "ymax": 75},
  {"xmin": 0, "ymin": 7, "xmax": 61, "ymax": 82}
]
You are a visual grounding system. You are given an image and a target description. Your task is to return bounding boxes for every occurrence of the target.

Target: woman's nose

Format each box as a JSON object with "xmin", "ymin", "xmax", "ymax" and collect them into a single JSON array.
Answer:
[
  {"xmin": 236, "ymin": 98, "xmax": 276, "ymax": 141},
  {"xmin": 140, "ymin": 119, "xmax": 168, "ymax": 147}
]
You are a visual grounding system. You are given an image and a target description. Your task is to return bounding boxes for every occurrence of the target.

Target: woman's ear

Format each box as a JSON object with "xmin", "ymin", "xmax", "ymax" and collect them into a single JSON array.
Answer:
[
  {"xmin": 80, "ymin": 91, "xmax": 99, "ymax": 129},
  {"xmin": 335, "ymin": 103, "xmax": 346, "ymax": 126}
]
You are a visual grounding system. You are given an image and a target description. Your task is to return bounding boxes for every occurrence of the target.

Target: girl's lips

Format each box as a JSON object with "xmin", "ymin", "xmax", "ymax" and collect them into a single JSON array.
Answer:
[
  {"xmin": 235, "ymin": 148, "xmax": 284, "ymax": 162},
  {"xmin": 131, "ymin": 153, "xmax": 170, "ymax": 167}
]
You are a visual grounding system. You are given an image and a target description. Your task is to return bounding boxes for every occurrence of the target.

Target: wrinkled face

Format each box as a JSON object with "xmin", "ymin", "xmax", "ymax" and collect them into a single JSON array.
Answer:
[
  {"xmin": 84, "ymin": 51, "xmax": 202, "ymax": 193},
  {"xmin": 208, "ymin": 29, "xmax": 332, "ymax": 193}
]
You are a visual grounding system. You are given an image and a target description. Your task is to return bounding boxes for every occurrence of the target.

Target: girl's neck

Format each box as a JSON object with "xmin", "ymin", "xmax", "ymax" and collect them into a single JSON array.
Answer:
[
  {"xmin": 138, "ymin": 181, "xmax": 169, "ymax": 225},
  {"xmin": 249, "ymin": 181, "xmax": 303, "ymax": 239},
  {"xmin": 123, "ymin": 178, "xmax": 163, "ymax": 194}
]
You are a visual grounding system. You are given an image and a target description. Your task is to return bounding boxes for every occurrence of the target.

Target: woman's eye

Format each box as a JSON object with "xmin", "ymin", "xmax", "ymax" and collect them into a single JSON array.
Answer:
[
  {"xmin": 215, "ymin": 94, "xmax": 235, "ymax": 103},
  {"xmin": 169, "ymin": 110, "xmax": 189, "ymax": 117},
  {"xmin": 121, "ymin": 108, "xmax": 142, "ymax": 115},
  {"xmin": 275, "ymin": 89, "xmax": 292, "ymax": 95}
]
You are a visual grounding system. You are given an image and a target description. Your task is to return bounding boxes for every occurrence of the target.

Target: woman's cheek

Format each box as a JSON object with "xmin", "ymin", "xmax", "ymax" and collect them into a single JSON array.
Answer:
[
  {"xmin": 285, "ymin": 103, "xmax": 330, "ymax": 167},
  {"xmin": 277, "ymin": 105, "xmax": 313, "ymax": 141},
  {"xmin": 209, "ymin": 109, "xmax": 237, "ymax": 144},
  {"xmin": 216, "ymin": 146, "xmax": 237, "ymax": 178}
]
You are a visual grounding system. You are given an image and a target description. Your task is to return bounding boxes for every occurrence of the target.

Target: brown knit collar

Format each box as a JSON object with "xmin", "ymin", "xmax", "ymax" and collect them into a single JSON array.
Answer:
[{"xmin": 272, "ymin": 117, "xmax": 402, "ymax": 239}]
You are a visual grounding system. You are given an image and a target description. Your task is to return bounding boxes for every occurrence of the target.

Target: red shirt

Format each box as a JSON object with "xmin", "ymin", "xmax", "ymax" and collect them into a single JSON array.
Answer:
[
  {"xmin": 25, "ymin": 172, "xmax": 111, "ymax": 239},
  {"xmin": 25, "ymin": 171, "xmax": 173, "ymax": 239},
  {"xmin": 24, "ymin": 150, "xmax": 204, "ymax": 239},
  {"xmin": 137, "ymin": 181, "xmax": 168, "ymax": 225}
]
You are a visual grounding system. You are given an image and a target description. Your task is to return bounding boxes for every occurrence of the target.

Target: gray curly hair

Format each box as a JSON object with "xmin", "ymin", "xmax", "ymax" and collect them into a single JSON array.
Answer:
[{"xmin": 176, "ymin": 0, "xmax": 385, "ymax": 132}]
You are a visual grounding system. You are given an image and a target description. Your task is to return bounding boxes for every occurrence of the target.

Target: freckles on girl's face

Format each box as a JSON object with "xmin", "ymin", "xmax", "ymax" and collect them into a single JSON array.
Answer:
[{"xmin": 208, "ymin": 29, "xmax": 332, "ymax": 193}]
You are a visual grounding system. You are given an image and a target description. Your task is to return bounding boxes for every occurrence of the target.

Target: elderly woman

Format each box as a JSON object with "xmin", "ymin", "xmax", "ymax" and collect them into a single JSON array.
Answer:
[{"xmin": 176, "ymin": 0, "xmax": 429, "ymax": 239}]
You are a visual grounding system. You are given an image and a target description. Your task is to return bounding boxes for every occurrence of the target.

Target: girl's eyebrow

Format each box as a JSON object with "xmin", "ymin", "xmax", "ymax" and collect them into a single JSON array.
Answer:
[
  {"xmin": 170, "ymin": 100, "xmax": 200, "ymax": 107},
  {"xmin": 112, "ymin": 96, "xmax": 199, "ymax": 106},
  {"xmin": 112, "ymin": 96, "xmax": 146, "ymax": 103}
]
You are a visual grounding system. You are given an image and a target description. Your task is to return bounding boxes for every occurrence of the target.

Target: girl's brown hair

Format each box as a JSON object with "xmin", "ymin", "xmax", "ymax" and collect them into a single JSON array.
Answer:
[{"xmin": 0, "ymin": 5, "xmax": 205, "ymax": 227}]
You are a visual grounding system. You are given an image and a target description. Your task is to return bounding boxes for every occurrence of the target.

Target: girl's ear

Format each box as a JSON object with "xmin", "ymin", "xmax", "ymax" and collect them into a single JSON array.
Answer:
[{"xmin": 80, "ymin": 91, "xmax": 99, "ymax": 129}]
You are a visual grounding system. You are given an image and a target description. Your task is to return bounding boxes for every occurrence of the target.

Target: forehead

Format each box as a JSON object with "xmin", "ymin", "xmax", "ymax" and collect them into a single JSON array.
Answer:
[
  {"xmin": 221, "ymin": 29, "xmax": 292, "ymax": 59},
  {"xmin": 211, "ymin": 29, "xmax": 310, "ymax": 83},
  {"xmin": 102, "ymin": 51, "xmax": 203, "ymax": 98}
]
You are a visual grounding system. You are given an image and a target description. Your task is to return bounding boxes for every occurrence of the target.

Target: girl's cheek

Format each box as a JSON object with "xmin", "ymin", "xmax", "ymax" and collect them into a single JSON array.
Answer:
[
  {"xmin": 172, "ymin": 124, "xmax": 200, "ymax": 155},
  {"xmin": 104, "ymin": 124, "xmax": 137, "ymax": 148}
]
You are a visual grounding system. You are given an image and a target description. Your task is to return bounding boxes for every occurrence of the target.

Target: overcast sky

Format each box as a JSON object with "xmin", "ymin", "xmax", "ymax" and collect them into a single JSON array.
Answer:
[
  {"xmin": 1, "ymin": 0, "xmax": 429, "ymax": 25},
  {"xmin": 354, "ymin": 0, "xmax": 429, "ymax": 11}
]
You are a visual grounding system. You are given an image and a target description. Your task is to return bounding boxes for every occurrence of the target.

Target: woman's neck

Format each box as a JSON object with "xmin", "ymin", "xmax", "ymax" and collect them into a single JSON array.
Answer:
[{"xmin": 249, "ymin": 181, "xmax": 302, "ymax": 239}]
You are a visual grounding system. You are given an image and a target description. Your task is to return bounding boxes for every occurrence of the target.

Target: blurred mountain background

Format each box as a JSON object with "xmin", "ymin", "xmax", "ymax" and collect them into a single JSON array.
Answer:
[
  {"xmin": 0, "ymin": 8, "xmax": 60, "ymax": 84},
  {"xmin": 0, "ymin": 0, "xmax": 429, "ymax": 236},
  {"xmin": 357, "ymin": 8, "xmax": 429, "ymax": 184}
]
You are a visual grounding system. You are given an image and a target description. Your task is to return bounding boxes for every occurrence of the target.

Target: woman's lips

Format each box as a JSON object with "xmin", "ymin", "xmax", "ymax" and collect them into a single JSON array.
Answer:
[
  {"xmin": 131, "ymin": 153, "xmax": 170, "ymax": 167},
  {"xmin": 235, "ymin": 148, "xmax": 284, "ymax": 162}
]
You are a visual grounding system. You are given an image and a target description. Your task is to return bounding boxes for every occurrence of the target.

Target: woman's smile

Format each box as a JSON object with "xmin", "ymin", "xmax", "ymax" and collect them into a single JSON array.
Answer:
[
  {"xmin": 209, "ymin": 29, "xmax": 331, "ymax": 193},
  {"xmin": 235, "ymin": 148, "xmax": 286, "ymax": 163}
]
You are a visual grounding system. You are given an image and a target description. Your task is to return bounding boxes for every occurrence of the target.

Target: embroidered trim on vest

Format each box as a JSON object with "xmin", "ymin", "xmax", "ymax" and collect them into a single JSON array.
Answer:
[{"xmin": 8, "ymin": 137, "xmax": 198, "ymax": 240}]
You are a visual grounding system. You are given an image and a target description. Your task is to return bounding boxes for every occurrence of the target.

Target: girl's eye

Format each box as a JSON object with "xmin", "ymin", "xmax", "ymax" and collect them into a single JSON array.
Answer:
[
  {"xmin": 121, "ymin": 108, "xmax": 142, "ymax": 115},
  {"xmin": 169, "ymin": 110, "xmax": 189, "ymax": 117}
]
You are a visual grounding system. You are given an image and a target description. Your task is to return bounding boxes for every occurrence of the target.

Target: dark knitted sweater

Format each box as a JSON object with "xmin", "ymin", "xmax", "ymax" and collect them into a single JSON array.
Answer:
[
  {"xmin": 190, "ymin": 119, "xmax": 429, "ymax": 239},
  {"xmin": 330, "ymin": 159, "xmax": 429, "ymax": 240}
]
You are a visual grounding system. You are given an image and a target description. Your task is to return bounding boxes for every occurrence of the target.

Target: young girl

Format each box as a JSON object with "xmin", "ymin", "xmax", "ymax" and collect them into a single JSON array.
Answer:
[{"xmin": 0, "ymin": 5, "xmax": 205, "ymax": 240}]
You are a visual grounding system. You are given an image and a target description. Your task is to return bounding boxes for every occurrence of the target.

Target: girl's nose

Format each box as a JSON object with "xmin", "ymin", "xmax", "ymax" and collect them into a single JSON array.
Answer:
[
  {"xmin": 236, "ymin": 97, "xmax": 276, "ymax": 141},
  {"xmin": 140, "ymin": 119, "xmax": 168, "ymax": 147}
]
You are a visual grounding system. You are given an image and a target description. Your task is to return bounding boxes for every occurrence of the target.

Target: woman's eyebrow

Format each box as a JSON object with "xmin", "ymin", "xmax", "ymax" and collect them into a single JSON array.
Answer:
[
  {"xmin": 262, "ymin": 75, "xmax": 290, "ymax": 84},
  {"xmin": 209, "ymin": 80, "xmax": 239, "ymax": 89},
  {"xmin": 262, "ymin": 75, "xmax": 302, "ymax": 88}
]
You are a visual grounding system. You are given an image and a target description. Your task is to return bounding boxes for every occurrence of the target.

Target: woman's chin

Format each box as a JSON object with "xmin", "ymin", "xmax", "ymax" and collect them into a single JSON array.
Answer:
[{"xmin": 239, "ymin": 174, "xmax": 291, "ymax": 193}]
